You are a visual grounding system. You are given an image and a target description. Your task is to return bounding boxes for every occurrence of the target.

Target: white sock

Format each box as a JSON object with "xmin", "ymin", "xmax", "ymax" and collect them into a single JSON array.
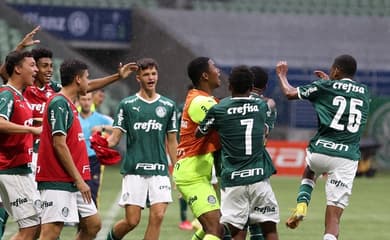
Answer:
[{"xmin": 323, "ymin": 233, "xmax": 337, "ymax": 240}]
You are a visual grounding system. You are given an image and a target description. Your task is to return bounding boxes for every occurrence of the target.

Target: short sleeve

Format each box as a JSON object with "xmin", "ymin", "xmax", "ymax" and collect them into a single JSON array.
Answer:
[
  {"xmin": 0, "ymin": 90, "xmax": 14, "ymax": 120},
  {"xmin": 297, "ymin": 80, "xmax": 323, "ymax": 100},
  {"xmin": 113, "ymin": 100, "xmax": 128, "ymax": 132},
  {"xmin": 47, "ymin": 97, "xmax": 73, "ymax": 135}
]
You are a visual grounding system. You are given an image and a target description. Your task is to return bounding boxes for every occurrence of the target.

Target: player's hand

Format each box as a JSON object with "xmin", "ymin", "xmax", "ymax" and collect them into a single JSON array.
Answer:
[
  {"xmin": 75, "ymin": 180, "xmax": 92, "ymax": 204},
  {"xmin": 30, "ymin": 126, "xmax": 42, "ymax": 135},
  {"xmin": 16, "ymin": 26, "xmax": 41, "ymax": 51},
  {"xmin": 276, "ymin": 61, "xmax": 288, "ymax": 77},
  {"xmin": 313, "ymin": 70, "xmax": 330, "ymax": 80},
  {"xmin": 118, "ymin": 62, "xmax": 139, "ymax": 79}
]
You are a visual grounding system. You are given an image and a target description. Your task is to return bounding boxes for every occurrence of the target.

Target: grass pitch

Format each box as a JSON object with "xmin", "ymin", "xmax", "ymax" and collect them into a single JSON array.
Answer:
[{"xmin": 3, "ymin": 167, "xmax": 388, "ymax": 239}]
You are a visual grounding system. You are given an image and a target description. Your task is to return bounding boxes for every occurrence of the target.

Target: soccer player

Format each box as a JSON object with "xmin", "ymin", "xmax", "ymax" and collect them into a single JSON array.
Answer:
[
  {"xmin": 105, "ymin": 58, "xmax": 178, "ymax": 240},
  {"xmin": 173, "ymin": 57, "xmax": 224, "ymax": 240},
  {"xmin": 276, "ymin": 55, "xmax": 370, "ymax": 240},
  {"xmin": 195, "ymin": 65, "xmax": 280, "ymax": 240},
  {"xmin": 0, "ymin": 26, "xmax": 40, "ymax": 84},
  {"xmin": 78, "ymin": 92, "xmax": 113, "ymax": 208},
  {"xmin": 36, "ymin": 59, "xmax": 130, "ymax": 240},
  {"xmin": 0, "ymin": 51, "xmax": 42, "ymax": 240},
  {"xmin": 0, "ymin": 26, "xmax": 137, "ymax": 175},
  {"xmin": 239, "ymin": 66, "xmax": 278, "ymax": 240}
]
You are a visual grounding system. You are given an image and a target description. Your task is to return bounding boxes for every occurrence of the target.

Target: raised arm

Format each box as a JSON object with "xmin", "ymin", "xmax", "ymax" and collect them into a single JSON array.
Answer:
[
  {"xmin": 87, "ymin": 62, "xmax": 139, "ymax": 92},
  {"xmin": 276, "ymin": 61, "xmax": 299, "ymax": 100},
  {"xmin": 0, "ymin": 26, "xmax": 41, "ymax": 82}
]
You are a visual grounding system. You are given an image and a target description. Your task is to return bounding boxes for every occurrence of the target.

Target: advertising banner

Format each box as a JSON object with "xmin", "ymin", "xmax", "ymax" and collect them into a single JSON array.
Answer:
[
  {"xmin": 266, "ymin": 140, "xmax": 308, "ymax": 176},
  {"xmin": 9, "ymin": 4, "xmax": 131, "ymax": 44}
]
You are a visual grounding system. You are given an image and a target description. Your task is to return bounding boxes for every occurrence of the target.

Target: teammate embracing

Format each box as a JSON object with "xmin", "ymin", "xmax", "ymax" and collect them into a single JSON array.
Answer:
[
  {"xmin": 196, "ymin": 65, "xmax": 279, "ymax": 240},
  {"xmin": 173, "ymin": 57, "xmax": 224, "ymax": 240},
  {"xmin": 277, "ymin": 55, "xmax": 370, "ymax": 240}
]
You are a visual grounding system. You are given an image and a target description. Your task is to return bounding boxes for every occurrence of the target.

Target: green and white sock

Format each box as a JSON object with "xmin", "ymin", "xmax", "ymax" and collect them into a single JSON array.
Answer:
[
  {"xmin": 297, "ymin": 178, "xmax": 315, "ymax": 204},
  {"xmin": 106, "ymin": 228, "xmax": 121, "ymax": 240}
]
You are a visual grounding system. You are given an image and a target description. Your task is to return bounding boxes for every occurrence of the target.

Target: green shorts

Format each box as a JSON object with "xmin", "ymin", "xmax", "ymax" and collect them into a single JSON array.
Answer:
[{"xmin": 173, "ymin": 153, "xmax": 220, "ymax": 218}]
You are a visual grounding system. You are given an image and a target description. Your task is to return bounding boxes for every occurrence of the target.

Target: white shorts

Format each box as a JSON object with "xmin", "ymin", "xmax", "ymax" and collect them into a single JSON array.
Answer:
[
  {"xmin": 306, "ymin": 151, "xmax": 358, "ymax": 208},
  {"xmin": 220, "ymin": 179, "xmax": 280, "ymax": 230},
  {"xmin": 118, "ymin": 175, "xmax": 172, "ymax": 208},
  {"xmin": 0, "ymin": 174, "xmax": 41, "ymax": 227},
  {"xmin": 40, "ymin": 189, "xmax": 98, "ymax": 224}
]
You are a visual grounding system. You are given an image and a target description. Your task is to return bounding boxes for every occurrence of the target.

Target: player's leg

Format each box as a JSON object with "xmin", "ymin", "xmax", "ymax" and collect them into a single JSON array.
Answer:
[
  {"xmin": 144, "ymin": 203, "xmax": 168, "ymax": 239},
  {"xmin": 174, "ymin": 154, "xmax": 223, "ymax": 239},
  {"xmin": 323, "ymin": 155, "xmax": 358, "ymax": 240},
  {"xmin": 144, "ymin": 175, "xmax": 172, "ymax": 239},
  {"xmin": 286, "ymin": 151, "xmax": 319, "ymax": 229},
  {"xmin": 108, "ymin": 205, "xmax": 142, "ymax": 240},
  {"xmin": 323, "ymin": 205, "xmax": 343, "ymax": 240},
  {"xmin": 248, "ymin": 223, "xmax": 264, "ymax": 240},
  {"xmin": 39, "ymin": 189, "xmax": 79, "ymax": 240},
  {"xmin": 0, "ymin": 175, "xmax": 41, "ymax": 240},
  {"xmin": 260, "ymin": 222, "xmax": 278, "ymax": 240},
  {"xmin": 77, "ymin": 191, "xmax": 101, "ymax": 240},
  {"xmin": 249, "ymin": 179, "xmax": 279, "ymax": 240},
  {"xmin": 0, "ymin": 204, "xmax": 8, "ymax": 238},
  {"xmin": 220, "ymin": 185, "xmax": 252, "ymax": 240},
  {"xmin": 107, "ymin": 175, "xmax": 147, "ymax": 240},
  {"xmin": 39, "ymin": 222, "xmax": 64, "ymax": 240},
  {"xmin": 227, "ymin": 224, "xmax": 247, "ymax": 240}
]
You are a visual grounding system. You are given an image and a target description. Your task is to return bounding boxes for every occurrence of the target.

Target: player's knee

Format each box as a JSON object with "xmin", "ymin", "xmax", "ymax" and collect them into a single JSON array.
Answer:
[
  {"xmin": 125, "ymin": 216, "xmax": 141, "ymax": 229},
  {"xmin": 81, "ymin": 221, "xmax": 102, "ymax": 238}
]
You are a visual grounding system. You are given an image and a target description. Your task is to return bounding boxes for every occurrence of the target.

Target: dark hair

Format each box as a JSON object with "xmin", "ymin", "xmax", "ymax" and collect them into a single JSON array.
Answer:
[
  {"xmin": 229, "ymin": 65, "xmax": 254, "ymax": 94},
  {"xmin": 60, "ymin": 59, "xmax": 88, "ymax": 87},
  {"xmin": 250, "ymin": 66, "xmax": 268, "ymax": 89},
  {"xmin": 332, "ymin": 54, "xmax": 357, "ymax": 77},
  {"xmin": 5, "ymin": 51, "xmax": 33, "ymax": 77},
  {"xmin": 136, "ymin": 58, "xmax": 159, "ymax": 72},
  {"xmin": 31, "ymin": 48, "xmax": 53, "ymax": 62},
  {"xmin": 187, "ymin": 57, "xmax": 210, "ymax": 87}
]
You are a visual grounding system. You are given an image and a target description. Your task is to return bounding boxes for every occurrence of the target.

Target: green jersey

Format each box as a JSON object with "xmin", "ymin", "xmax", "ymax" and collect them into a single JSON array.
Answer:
[
  {"xmin": 250, "ymin": 92, "xmax": 277, "ymax": 131},
  {"xmin": 297, "ymin": 78, "xmax": 370, "ymax": 160},
  {"xmin": 113, "ymin": 94, "xmax": 178, "ymax": 176},
  {"xmin": 198, "ymin": 97, "xmax": 275, "ymax": 188}
]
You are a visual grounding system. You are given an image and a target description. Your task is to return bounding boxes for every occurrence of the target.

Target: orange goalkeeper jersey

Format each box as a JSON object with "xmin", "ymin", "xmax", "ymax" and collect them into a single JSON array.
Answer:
[{"xmin": 177, "ymin": 89, "xmax": 221, "ymax": 159}]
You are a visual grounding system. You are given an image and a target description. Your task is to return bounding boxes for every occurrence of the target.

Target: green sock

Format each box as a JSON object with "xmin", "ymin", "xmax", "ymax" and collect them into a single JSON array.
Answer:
[
  {"xmin": 0, "ymin": 207, "xmax": 8, "ymax": 239},
  {"xmin": 191, "ymin": 229, "xmax": 205, "ymax": 240},
  {"xmin": 249, "ymin": 224, "xmax": 264, "ymax": 240},
  {"xmin": 297, "ymin": 178, "xmax": 315, "ymax": 204},
  {"xmin": 179, "ymin": 197, "xmax": 187, "ymax": 222},
  {"xmin": 106, "ymin": 228, "xmax": 121, "ymax": 240},
  {"xmin": 222, "ymin": 224, "xmax": 231, "ymax": 240},
  {"xmin": 204, "ymin": 234, "xmax": 220, "ymax": 240}
]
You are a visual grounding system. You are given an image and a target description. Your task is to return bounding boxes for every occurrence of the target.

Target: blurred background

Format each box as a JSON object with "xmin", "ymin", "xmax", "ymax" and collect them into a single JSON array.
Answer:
[{"xmin": 1, "ymin": 0, "xmax": 390, "ymax": 174}]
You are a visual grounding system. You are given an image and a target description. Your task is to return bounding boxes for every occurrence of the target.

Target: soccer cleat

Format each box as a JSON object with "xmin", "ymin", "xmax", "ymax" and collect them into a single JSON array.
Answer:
[
  {"xmin": 179, "ymin": 220, "xmax": 193, "ymax": 230},
  {"xmin": 286, "ymin": 202, "xmax": 307, "ymax": 229}
]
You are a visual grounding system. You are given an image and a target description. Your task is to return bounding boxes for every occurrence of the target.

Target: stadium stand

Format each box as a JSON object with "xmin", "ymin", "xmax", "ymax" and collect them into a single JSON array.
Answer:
[
  {"xmin": 5, "ymin": 0, "xmax": 158, "ymax": 9},
  {"xmin": 189, "ymin": 0, "xmax": 390, "ymax": 17}
]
